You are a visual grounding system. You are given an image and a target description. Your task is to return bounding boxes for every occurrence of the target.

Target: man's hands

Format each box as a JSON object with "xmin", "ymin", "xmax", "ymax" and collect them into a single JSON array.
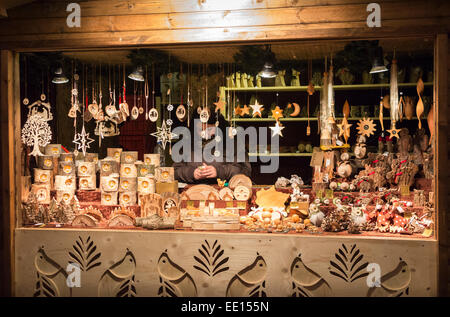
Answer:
[{"xmin": 193, "ymin": 163, "xmax": 218, "ymax": 180}]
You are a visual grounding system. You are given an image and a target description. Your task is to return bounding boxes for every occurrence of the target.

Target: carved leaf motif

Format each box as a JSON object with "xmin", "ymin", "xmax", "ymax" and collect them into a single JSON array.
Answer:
[
  {"xmin": 193, "ymin": 240, "xmax": 230, "ymax": 277},
  {"xmin": 116, "ymin": 276, "xmax": 137, "ymax": 297},
  {"xmin": 68, "ymin": 236, "xmax": 102, "ymax": 272},
  {"xmin": 34, "ymin": 272, "xmax": 57, "ymax": 297},
  {"xmin": 329, "ymin": 244, "xmax": 369, "ymax": 283}
]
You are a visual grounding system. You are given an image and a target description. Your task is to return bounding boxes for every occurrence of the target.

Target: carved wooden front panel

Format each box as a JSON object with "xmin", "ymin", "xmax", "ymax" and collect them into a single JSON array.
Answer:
[{"xmin": 15, "ymin": 228, "xmax": 437, "ymax": 297}]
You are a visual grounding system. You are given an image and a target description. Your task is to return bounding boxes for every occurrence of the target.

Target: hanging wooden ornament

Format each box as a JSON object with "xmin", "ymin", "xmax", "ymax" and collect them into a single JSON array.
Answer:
[
  {"xmin": 287, "ymin": 102, "xmax": 300, "ymax": 117},
  {"xmin": 176, "ymin": 104, "xmax": 187, "ymax": 122},
  {"xmin": 234, "ymin": 105, "xmax": 242, "ymax": 116},
  {"xmin": 241, "ymin": 104, "xmax": 250, "ymax": 116},
  {"xmin": 271, "ymin": 106, "xmax": 284, "ymax": 121},
  {"xmin": 306, "ymin": 59, "xmax": 314, "ymax": 136},
  {"xmin": 379, "ymin": 97, "xmax": 384, "ymax": 131},
  {"xmin": 73, "ymin": 125, "xmax": 95, "ymax": 156},
  {"xmin": 342, "ymin": 99, "xmax": 350, "ymax": 119},
  {"xmin": 119, "ymin": 64, "xmax": 130, "ymax": 118},
  {"xmin": 387, "ymin": 121, "xmax": 401, "ymax": 139},
  {"xmin": 200, "ymin": 107, "xmax": 210, "ymax": 123},
  {"xmin": 356, "ymin": 118, "xmax": 376, "ymax": 137},
  {"xmin": 249, "ymin": 99, "xmax": 264, "ymax": 118},
  {"xmin": 270, "ymin": 121, "xmax": 285, "ymax": 137},
  {"xmin": 390, "ymin": 58, "xmax": 399, "ymax": 122},
  {"xmin": 27, "ymin": 100, "xmax": 53, "ymax": 121},
  {"xmin": 214, "ymin": 99, "xmax": 225, "ymax": 113},
  {"xmin": 416, "ymin": 78, "xmax": 424, "ymax": 129},
  {"xmin": 150, "ymin": 120, "xmax": 178, "ymax": 150},
  {"xmin": 22, "ymin": 114, "xmax": 52, "ymax": 157},
  {"xmin": 131, "ymin": 81, "xmax": 139, "ymax": 120},
  {"xmin": 337, "ymin": 117, "xmax": 352, "ymax": 144},
  {"xmin": 148, "ymin": 64, "xmax": 158, "ymax": 123}
]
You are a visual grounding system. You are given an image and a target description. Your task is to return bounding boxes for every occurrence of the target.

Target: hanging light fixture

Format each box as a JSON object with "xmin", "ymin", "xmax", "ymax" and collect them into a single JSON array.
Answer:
[
  {"xmin": 370, "ymin": 46, "xmax": 388, "ymax": 74},
  {"xmin": 128, "ymin": 65, "xmax": 145, "ymax": 81},
  {"xmin": 52, "ymin": 67, "xmax": 69, "ymax": 84},
  {"xmin": 258, "ymin": 45, "xmax": 277, "ymax": 78}
]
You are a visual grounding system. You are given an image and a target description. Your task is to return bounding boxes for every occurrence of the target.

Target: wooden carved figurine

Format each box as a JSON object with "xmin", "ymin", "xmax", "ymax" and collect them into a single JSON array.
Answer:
[
  {"xmin": 398, "ymin": 128, "xmax": 412, "ymax": 157},
  {"xmin": 275, "ymin": 70, "xmax": 286, "ymax": 87}
]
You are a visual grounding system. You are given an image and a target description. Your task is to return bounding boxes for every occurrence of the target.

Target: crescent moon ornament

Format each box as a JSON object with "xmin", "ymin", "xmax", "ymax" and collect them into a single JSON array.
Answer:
[
  {"xmin": 176, "ymin": 104, "xmax": 187, "ymax": 122},
  {"xmin": 149, "ymin": 108, "xmax": 158, "ymax": 122},
  {"xmin": 290, "ymin": 102, "xmax": 300, "ymax": 117}
]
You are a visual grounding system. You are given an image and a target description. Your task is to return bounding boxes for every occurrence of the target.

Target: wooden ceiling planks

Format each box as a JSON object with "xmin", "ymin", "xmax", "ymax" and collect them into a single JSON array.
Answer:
[{"xmin": 0, "ymin": 0, "xmax": 448, "ymax": 50}]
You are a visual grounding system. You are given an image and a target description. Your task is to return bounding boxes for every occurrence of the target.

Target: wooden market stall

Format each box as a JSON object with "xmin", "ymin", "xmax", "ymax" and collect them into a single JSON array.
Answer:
[{"xmin": 0, "ymin": 0, "xmax": 449, "ymax": 297}]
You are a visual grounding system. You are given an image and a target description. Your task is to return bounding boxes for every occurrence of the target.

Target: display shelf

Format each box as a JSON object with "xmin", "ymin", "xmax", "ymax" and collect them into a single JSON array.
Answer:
[
  {"xmin": 248, "ymin": 152, "xmax": 312, "ymax": 157},
  {"xmin": 223, "ymin": 82, "xmax": 433, "ymax": 92},
  {"xmin": 231, "ymin": 117, "xmax": 419, "ymax": 122}
]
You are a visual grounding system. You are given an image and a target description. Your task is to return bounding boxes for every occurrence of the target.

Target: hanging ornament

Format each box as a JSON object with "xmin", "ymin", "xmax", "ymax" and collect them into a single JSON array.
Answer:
[
  {"xmin": 73, "ymin": 125, "xmax": 95, "ymax": 156},
  {"xmin": 131, "ymin": 80, "xmax": 139, "ymax": 120},
  {"xmin": 379, "ymin": 96, "xmax": 384, "ymax": 131},
  {"xmin": 356, "ymin": 118, "xmax": 376, "ymax": 137},
  {"xmin": 250, "ymin": 99, "xmax": 264, "ymax": 118},
  {"xmin": 23, "ymin": 57, "xmax": 29, "ymax": 106},
  {"xmin": 240, "ymin": 104, "xmax": 250, "ymax": 116},
  {"xmin": 390, "ymin": 57, "xmax": 399, "ymax": 123},
  {"xmin": 270, "ymin": 121, "xmax": 285, "ymax": 137},
  {"xmin": 200, "ymin": 108, "xmax": 210, "ymax": 123},
  {"xmin": 150, "ymin": 120, "xmax": 177, "ymax": 150},
  {"xmin": 234, "ymin": 105, "xmax": 242, "ymax": 116},
  {"xmin": 271, "ymin": 106, "xmax": 284, "ymax": 121},
  {"xmin": 119, "ymin": 64, "xmax": 130, "ymax": 118},
  {"xmin": 149, "ymin": 108, "xmax": 158, "ymax": 122},
  {"xmin": 387, "ymin": 121, "xmax": 401, "ymax": 139},
  {"xmin": 21, "ymin": 114, "xmax": 52, "ymax": 157},
  {"xmin": 337, "ymin": 117, "xmax": 352, "ymax": 144},
  {"xmin": 416, "ymin": 77, "xmax": 424, "ymax": 129},
  {"xmin": 176, "ymin": 104, "xmax": 187, "ymax": 121}
]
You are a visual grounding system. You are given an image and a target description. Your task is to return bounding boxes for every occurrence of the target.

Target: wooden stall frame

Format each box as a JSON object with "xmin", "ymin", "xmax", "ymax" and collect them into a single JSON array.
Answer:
[{"xmin": 0, "ymin": 0, "xmax": 448, "ymax": 297}]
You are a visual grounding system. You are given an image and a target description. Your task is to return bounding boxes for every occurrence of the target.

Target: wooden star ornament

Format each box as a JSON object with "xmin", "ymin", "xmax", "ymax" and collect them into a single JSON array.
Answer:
[
  {"xmin": 271, "ymin": 106, "xmax": 284, "ymax": 121},
  {"xmin": 234, "ymin": 106, "xmax": 242, "ymax": 116},
  {"xmin": 337, "ymin": 117, "xmax": 352, "ymax": 144},
  {"xmin": 250, "ymin": 100, "xmax": 264, "ymax": 118},
  {"xmin": 241, "ymin": 105, "xmax": 250, "ymax": 116},
  {"xmin": 387, "ymin": 121, "xmax": 401, "ymax": 139},
  {"xmin": 270, "ymin": 121, "xmax": 285, "ymax": 137},
  {"xmin": 214, "ymin": 99, "xmax": 226, "ymax": 112}
]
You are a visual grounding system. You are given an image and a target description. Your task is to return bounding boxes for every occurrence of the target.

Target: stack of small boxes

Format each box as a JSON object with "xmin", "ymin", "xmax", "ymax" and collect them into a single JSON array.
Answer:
[
  {"xmin": 55, "ymin": 149, "xmax": 77, "ymax": 204},
  {"xmin": 31, "ymin": 144, "xmax": 59, "ymax": 204},
  {"xmin": 100, "ymin": 148, "xmax": 121, "ymax": 205}
]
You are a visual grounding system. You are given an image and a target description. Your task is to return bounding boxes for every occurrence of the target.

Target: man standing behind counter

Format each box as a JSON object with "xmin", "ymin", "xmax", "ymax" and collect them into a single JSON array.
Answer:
[{"xmin": 172, "ymin": 107, "xmax": 251, "ymax": 184}]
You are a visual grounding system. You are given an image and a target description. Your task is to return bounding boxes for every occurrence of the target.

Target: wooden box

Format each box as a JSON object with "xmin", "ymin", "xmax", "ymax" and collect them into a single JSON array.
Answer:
[
  {"xmin": 156, "ymin": 181, "xmax": 178, "ymax": 194},
  {"xmin": 59, "ymin": 153, "xmax": 75, "ymax": 164},
  {"xmin": 56, "ymin": 190, "xmax": 75, "ymax": 204},
  {"xmin": 44, "ymin": 144, "xmax": 61, "ymax": 157},
  {"xmin": 37, "ymin": 155, "xmax": 54, "ymax": 170},
  {"xmin": 31, "ymin": 183, "xmax": 51, "ymax": 204},
  {"xmin": 33, "ymin": 168, "xmax": 52, "ymax": 185},
  {"xmin": 79, "ymin": 175, "xmax": 96, "ymax": 190},
  {"xmin": 119, "ymin": 191, "xmax": 137, "ymax": 206},
  {"xmin": 120, "ymin": 164, "xmax": 137, "ymax": 177},
  {"xmin": 190, "ymin": 215, "xmax": 240, "ymax": 231},
  {"xmin": 100, "ymin": 159, "xmax": 119, "ymax": 176},
  {"xmin": 58, "ymin": 162, "xmax": 75, "ymax": 175},
  {"xmin": 119, "ymin": 177, "xmax": 137, "ymax": 192},
  {"xmin": 121, "ymin": 151, "xmax": 138, "ymax": 164},
  {"xmin": 101, "ymin": 191, "xmax": 118, "ymax": 205},
  {"xmin": 77, "ymin": 162, "xmax": 96, "ymax": 176},
  {"xmin": 156, "ymin": 167, "xmax": 174, "ymax": 183},
  {"xmin": 85, "ymin": 153, "xmax": 98, "ymax": 164},
  {"xmin": 100, "ymin": 176, "xmax": 119, "ymax": 192},
  {"xmin": 136, "ymin": 163, "xmax": 155, "ymax": 177},
  {"xmin": 54, "ymin": 175, "xmax": 76, "ymax": 191},
  {"xmin": 107, "ymin": 148, "xmax": 123, "ymax": 162},
  {"xmin": 143, "ymin": 153, "xmax": 160, "ymax": 167},
  {"xmin": 137, "ymin": 177, "xmax": 155, "ymax": 194}
]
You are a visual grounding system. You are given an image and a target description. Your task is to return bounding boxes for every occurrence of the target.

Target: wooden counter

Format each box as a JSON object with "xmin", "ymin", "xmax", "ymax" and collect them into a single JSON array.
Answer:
[{"xmin": 15, "ymin": 227, "xmax": 437, "ymax": 297}]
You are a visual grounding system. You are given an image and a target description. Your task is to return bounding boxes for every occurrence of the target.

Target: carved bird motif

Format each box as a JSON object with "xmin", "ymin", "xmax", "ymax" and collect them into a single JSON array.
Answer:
[
  {"xmin": 98, "ymin": 249, "xmax": 137, "ymax": 297},
  {"xmin": 226, "ymin": 253, "xmax": 267, "ymax": 297},
  {"xmin": 367, "ymin": 258, "xmax": 411, "ymax": 297},
  {"xmin": 290, "ymin": 254, "xmax": 332, "ymax": 297},
  {"xmin": 157, "ymin": 251, "xmax": 197, "ymax": 297},
  {"xmin": 34, "ymin": 247, "xmax": 70, "ymax": 297}
]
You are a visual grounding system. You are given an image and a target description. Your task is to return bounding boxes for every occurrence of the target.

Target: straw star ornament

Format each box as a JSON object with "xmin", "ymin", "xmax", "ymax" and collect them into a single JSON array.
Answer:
[{"xmin": 250, "ymin": 100, "xmax": 264, "ymax": 118}]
